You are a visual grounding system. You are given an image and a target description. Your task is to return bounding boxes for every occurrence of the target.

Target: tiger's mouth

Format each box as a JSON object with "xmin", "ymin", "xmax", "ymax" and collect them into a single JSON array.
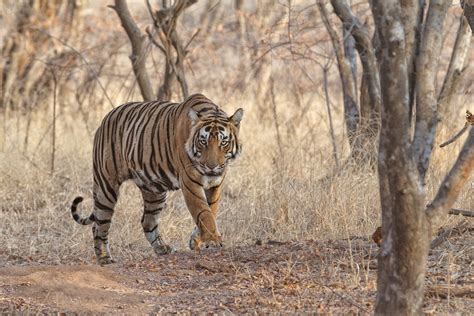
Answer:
[{"xmin": 195, "ymin": 162, "xmax": 225, "ymax": 177}]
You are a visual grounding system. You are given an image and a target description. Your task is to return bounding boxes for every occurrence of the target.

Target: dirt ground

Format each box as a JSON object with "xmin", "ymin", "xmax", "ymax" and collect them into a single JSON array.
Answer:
[{"xmin": 1, "ymin": 234, "xmax": 473, "ymax": 314}]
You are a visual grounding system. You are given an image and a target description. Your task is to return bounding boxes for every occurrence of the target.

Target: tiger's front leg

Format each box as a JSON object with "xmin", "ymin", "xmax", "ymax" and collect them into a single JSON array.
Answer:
[{"xmin": 181, "ymin": 180, "xmax": 222, "ymax": 250}]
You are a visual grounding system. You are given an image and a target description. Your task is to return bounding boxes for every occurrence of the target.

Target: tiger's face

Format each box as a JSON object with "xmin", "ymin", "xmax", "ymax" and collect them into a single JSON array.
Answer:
[{"xmin": 186, "ymin": 108, "xmax": 243, "ymax": 177}]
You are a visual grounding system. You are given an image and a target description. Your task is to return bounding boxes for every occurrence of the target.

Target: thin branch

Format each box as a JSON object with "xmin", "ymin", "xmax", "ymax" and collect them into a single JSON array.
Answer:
[
  {"xmin": 430, "ymin": 220, "xmax": 468, "ymax": 249},
  {"xmin": 29, "ymin": 27, "xmax": 115, "ymax": 109},
  {"xmin": 427, "ymin": 127, "xmax": 474, "ymax": 231},
  {"xmin": 146, "ymin": 27, "xmax": 166, "ymax": 54},
  {"xmin": 184, "ymin": 28, "xmax": 201, "ymax": 52},
  {"xmin": 440, "ymin": 124, "xmax": 469, "ymax": 147},
  {"xmin": 440, "ymin": 111, "xmax": 473, "ymax": 147}
]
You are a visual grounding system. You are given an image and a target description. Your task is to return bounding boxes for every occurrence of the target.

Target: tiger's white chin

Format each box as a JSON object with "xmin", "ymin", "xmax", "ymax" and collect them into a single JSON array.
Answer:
[{"xmin": 201, "ymin": 175, "xmax": 223, "ymax": 190}]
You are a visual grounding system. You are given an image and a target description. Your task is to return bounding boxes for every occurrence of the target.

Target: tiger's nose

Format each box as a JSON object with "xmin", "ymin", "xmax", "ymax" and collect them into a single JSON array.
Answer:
[{"xmin": 206, "ymin": 163, "xmax": 220, "ymax": 170}]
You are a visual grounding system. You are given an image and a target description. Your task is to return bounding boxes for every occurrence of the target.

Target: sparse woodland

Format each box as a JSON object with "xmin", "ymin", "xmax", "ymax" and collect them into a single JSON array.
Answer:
[{"xmin": 0, "ymin": 0, "xmax": 473, "ymax": 314}]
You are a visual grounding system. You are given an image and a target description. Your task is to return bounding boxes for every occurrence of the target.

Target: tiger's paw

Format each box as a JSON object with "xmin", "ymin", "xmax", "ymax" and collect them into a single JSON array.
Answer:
[
  {"xmin": 204, "ymin": 240, "xmax": 223, "ymax": 249},
  {"xmin": 189, "ymin": 235, "xmax": 203, "ymax": 251},
  {"xmin": 189, "ymin": 235, "xmax": 223, "ymax": 250},
  {"xmin": 153, "ymin": 244, "xmax": 176, "ymax": 255},
  {"xmin": 97, "ymin": 256, "xmax": 116, "ymax": 265}
]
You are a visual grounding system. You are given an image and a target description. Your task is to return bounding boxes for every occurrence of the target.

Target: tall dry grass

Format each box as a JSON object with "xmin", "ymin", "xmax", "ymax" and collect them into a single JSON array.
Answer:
[{"xmin": 0, "ymin": 0, "xmax": 471, "ymax": 269}]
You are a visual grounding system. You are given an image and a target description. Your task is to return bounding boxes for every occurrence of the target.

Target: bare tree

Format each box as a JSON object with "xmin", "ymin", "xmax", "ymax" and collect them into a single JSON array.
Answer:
[
  {"xmin": 110, "ymin": 0, "xmax": 154, "ymax": 101},
  {"xmin": 369, "ymin": 0, "xmax": 473, "ymax": 314},
  {"xmin": 319, "ymin": 1, "xmax": 382, "ymax": 165},
  {"xmin": 110, "ymin": 0, "xmax": 196, "ymax": 101}
]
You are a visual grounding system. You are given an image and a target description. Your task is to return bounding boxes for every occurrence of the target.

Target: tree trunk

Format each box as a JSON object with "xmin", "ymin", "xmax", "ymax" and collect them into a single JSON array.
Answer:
[
  {"xmin": 371, "ymin": 0, "xmax": 473, "ymax": 314},
  {"xmin": 372, "ymin": 2, "xmax": 429, "ymax": 313},
  {"xmin": 318, "ymin": 3, "xmax": 359, "ymax": 152},
  {"xmin": 331, "ymin": 0, "xmax": 382, "ymax": 164},
  {"xmin": 111, "ymin": 0, "xmax": 154, "ymax": 101}
]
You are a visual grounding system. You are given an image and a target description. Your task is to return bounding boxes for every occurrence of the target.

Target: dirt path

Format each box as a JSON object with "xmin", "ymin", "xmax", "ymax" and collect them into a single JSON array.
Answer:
[{"xmin": 1, "ymin": 239, "xmax": 472, "ymax": 313}]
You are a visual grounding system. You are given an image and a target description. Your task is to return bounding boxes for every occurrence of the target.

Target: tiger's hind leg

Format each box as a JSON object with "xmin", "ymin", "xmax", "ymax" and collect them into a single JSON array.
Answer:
[
  {"xmin": 141, "ymin": 190, "xmax": 176, "ymax": 256},
  {"xmin": 92, "ymin": 181, "xmax": 120, "ymax": 265}
]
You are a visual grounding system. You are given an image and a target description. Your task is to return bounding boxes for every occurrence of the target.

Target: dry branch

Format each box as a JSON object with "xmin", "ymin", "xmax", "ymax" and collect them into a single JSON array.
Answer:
[
  {"xmin": 449, "ymin": 208, "xmax": 474, "ymax": 217},
  {"xmin": 412, "ymin": 0, "xmax": 452, "ymax": 182},
  {"xmin": 400, "ymin": 0, "xmax": 424, "ymax": 112},
  {"xmin": 430, "ymin": 220, "xmax": 469, "ymax": 249},
  {"xmin": 110, "ymin": 0, "xmax": 154, "ymax": 101},
  {"xmin": 426, "ymin": 284, "xmax": 474, "ymax": 299},
  {"xmin": 318, "ymin": 3, "xmax": 358, "ymax": 149},
  {"xmin": 438, "ymin": 16, "xmax": 472, "ymax": 121},
  {"xmin": 147, "ymin": 0, "xmax": 196, "ymax": 100},
  {"xmin": 331, "ymin": 0, "xmax": 381, "ymax": 122},
  {"xmin": 440, "ymin": 111, "xmax": 473, "ymax": 147},
  {"xmin": 427, "ymin": 127, "xmax": 474, "ymax": 231}
]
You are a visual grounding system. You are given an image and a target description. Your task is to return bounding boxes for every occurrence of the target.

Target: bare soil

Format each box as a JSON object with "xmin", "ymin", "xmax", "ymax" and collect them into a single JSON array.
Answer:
[{"xmin": 1, "ymin": 235, "xmax": 472, "ymax": 314}]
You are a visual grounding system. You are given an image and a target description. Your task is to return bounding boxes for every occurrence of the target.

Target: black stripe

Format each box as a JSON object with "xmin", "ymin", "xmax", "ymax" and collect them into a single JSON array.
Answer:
[
  {"xmin": 94, "ymin": 200, "xmax": 114, "ymax": 213},
  {"xmin": 144, "ymin": 208, "xmax": 163, "ymax": 215},
  {"xmin": 95, "ymin": 218, "xmax": 111, "ymax": 225},
  {"xmin": 196, "ymin": 209, "xmax": 211, "ymax": 225},
  {"xmin": 143, "ymin": 224, "xmax": 158, "ymax": 233},
  {"xmin": 144, "ymin": 195, "xmax": 167, "ymax": 205},
  {"xmin": 182, "ymin": 181, "xmax": 206, "ymax": 203}
]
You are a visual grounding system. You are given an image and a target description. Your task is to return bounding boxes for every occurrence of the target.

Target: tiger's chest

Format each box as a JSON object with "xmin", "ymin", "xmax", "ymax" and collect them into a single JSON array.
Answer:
[{"xmin": 201, "ymin": 175, "xmax": 223, "ymax": 190}]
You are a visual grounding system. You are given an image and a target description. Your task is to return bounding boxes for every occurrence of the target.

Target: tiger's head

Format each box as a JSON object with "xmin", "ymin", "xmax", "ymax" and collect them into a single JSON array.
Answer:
[{"xmin": 186, "ymin": 108, "xmax": 243, "ymax": 176}]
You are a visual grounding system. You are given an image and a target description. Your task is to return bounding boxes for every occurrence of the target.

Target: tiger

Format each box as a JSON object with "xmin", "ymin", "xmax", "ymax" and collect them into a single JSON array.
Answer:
[{"xmin": 70, "ymin": 93, "xmax": 243, "ymax": 265}]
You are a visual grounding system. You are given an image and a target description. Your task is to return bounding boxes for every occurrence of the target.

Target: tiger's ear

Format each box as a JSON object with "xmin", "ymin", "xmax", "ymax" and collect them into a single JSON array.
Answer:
[
  {"xmin": 188, "ymin": 109, "xmax": 200, "ymax": 124},
  {"xmin": 230, "ymin": 108, "xmax": 244, "ymax": 126}
]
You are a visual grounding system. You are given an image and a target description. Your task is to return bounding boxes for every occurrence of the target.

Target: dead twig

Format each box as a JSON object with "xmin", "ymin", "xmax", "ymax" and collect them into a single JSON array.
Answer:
[
  {"xmin": 448, "ymin": 208, "xmax": 474, "ymax": 217},
  {"xmin": 430, "ymin": 220, "xmax": 469, "ymax": 249},
  {"xmin": 440, "ymin": 110, "xmax": 473, "ymax": 147}
]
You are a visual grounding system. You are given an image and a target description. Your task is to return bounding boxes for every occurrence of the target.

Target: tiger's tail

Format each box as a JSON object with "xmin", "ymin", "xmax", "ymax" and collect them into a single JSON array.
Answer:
[{"xmin": 71, "ymin": 196, "xmax": 95, "ymax": 225}]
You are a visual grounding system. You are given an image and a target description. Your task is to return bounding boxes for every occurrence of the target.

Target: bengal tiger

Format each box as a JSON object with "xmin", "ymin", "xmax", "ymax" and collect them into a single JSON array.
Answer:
[{"xmin": 70, "ymin": 94, "xmax": 243, "ymax": 265}]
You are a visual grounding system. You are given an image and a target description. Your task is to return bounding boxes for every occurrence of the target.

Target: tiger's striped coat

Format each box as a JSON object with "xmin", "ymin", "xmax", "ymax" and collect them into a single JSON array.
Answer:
[{"xmin": 71, "ymin": 94, "xmax": 243, "ymax": 264}]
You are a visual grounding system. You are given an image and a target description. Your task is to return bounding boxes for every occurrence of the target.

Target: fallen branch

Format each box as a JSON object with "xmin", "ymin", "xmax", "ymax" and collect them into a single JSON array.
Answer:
[
  {"xmin": 430, "ymin": 220, "xmax": 468, "ymax": 249},
  {"xmin": 449, "ymin": 208, "xmax": 474, "ymax": 217},
  {"xmin": 426, "ymin": 284, "xmax": 474, "ymax": 299}
]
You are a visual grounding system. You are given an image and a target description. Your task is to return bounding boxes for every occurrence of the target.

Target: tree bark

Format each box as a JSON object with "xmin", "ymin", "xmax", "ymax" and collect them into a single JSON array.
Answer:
[
  {"xmin": 111, "ymin": 0, "xmax": 155, "ymax": 101},
  {"xmin": 331, "ymin": 0, "xmax": 382, "ymax": 164},
  {"xmin": 148, "ymin": 0, "xmax": 196, "ymax": 100},
  {"xmin": 437, "ymin": 15, "xmax": 472, "ymax": 124},
  {"xmin": 412, "ymin": 0, "xmax": 452, "ymax": 183},
  {"xmin": 318, "ymin": 3, "xmax": 359, "ymax": 150},
  {"xmin": 371, "ymin": 0, "xmax": 472, "ymax": 314},
  {"xmin": 331, "ymin": 0, "xmax": 382, "ymax": 127},
  {"xmin": 372, "ymin": 1, "xmax": 428, "ymax": 314},
  {"xmin": 427, "ymin": 127, "xmax": 474, "ymax": 231},
  {"xmin": 462, "ymin": 0, "xmax": 474, "ymax": 31},
  {"xmin": 400, "ymin": 0, "xmax": 424, "ymax": 113}
]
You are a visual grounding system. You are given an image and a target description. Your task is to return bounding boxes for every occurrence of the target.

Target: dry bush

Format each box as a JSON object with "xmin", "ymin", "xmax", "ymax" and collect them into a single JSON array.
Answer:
[{"xmin": 0, "ymin": 0, "xmax": 471, "ymax": 274}]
